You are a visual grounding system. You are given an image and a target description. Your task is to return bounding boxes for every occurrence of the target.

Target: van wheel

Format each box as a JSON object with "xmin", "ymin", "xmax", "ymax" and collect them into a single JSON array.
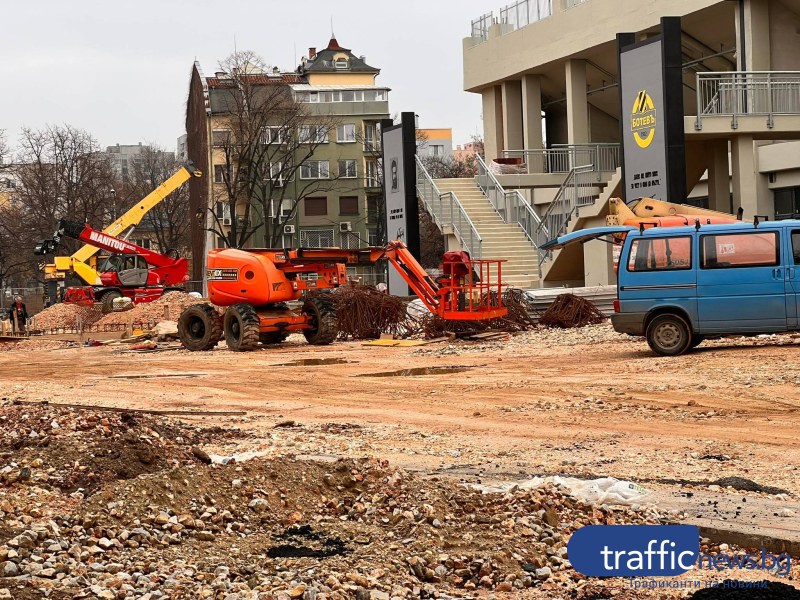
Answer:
[
  {"xmin": 689, "ymin": 334, "xmax": 705, "ymax": 349},
  {"xmin": 646, "ymin": 314, "xmax": 692, "ymax": 356}
]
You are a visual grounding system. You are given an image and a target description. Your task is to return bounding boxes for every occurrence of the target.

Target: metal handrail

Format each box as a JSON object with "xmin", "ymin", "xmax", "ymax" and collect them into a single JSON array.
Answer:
[
  {"xmin": 695, "ymin": 71, "xmax": 800, "ymax": 130},
  {"xmin": 536, "ymin": 164, "xmax": 595, "ymax": 264},
  {"xmin": 476, "ymin": 154, "xmax": 543, "ymax": 253},
  {"xmin": 415, "ymin": 156, "xmax": 483, "ymax": 259},
  {"xmin": 501, "ymin": 143, "xmax": 620, "ymax": 177}
]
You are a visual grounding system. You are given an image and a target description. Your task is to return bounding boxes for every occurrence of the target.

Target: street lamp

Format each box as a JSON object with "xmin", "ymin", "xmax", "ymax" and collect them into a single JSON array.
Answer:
[{"xmin": 110, "ymin": 188, "xmax": 117, "ymax": 220}]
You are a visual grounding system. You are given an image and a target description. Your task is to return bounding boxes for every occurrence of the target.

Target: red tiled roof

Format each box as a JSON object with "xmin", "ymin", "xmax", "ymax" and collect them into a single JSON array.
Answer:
[
  {"xmin": 207, "ymin": 73, "xmax": 303, "ymax": 87},
  {"xmin": 325, "ymin": 37, "xmax": 349, "ymax": 52}
]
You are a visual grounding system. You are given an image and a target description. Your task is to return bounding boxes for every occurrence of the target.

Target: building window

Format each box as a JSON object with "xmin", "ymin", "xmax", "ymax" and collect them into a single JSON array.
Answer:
[
  {"xmin": 335, "ymin": 57, "xmax": 348, "ymax": 69},
  {"xmin": 304, "ymin": 197, "xmax": 327, "ymax": 216},
  {"xmin": 130, "ymin": 238, "xmax": 152, "ymax": 250},
  {"xmin": 215, "ymin": 201, "xmax": 232, "ymax": 225},
  {"xmin": 365, "ymin": 160, "xmax": 380, "ymax": 187},
  {"xmin": 212, "ymin": 129, "xmax": 231, "ymax": 146},
  {"xmin": 431, "ymin": 144, "xmax": 444, "ymax": 157},
  {"xmin": 300, "ymin": 160, "xmax": 329, "ymax": 179},
  {"xmin": 339, "ymin": 196, "xmax": 359, "ymax": 216},
  {"xmin": 340, "ymin": 231, "xmax": 360, "ymax": 249},
  {"xmin": 338, "ymin": 160, "xmax": 357, "ymax": 179},
  {"xmin": 367, "ymin": 196, "xmax": 380, "ymax": 224},
  {"xmin": 775, "ymin": 186, "xmax": 800, "ymax": 218},
  {"xmin": 261, "ymin": 126, "xmax": 283, "ymax": 145},
  {"xmin": 213, "ymin": 165, "xmax": 228, "ymax": 183},
  {"xmin": 337, "ymin": 124, "xmax": 356, "ymax": 143},
  {"xmin": 364, "ymin": 123, "xmax": 380, "ymax": 152},
  {"xmin": 301, "ymin": 228, "xmax": 335, "ymax": 248},
  {"xmin": 299, "ymin": 125, "xmax": 328, "ymax": 144},
  {"xmin": 364, "ymin": 89, "xmax": 387, "ymax": 102},
  {"xmin": 265, "ymin": 162, "xmax": 284, "ymax": 187},
  {"xmin": 271, "ymin": 198, "xmax": 293, "ymax": 219},
  {"xmin": 341, "ymin": 90, "xmax": 355, "ymax": 102}
]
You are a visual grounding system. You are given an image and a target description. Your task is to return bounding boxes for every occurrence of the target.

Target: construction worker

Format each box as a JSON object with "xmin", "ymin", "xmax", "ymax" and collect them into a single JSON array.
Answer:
[{"xmin": 10, "ymin": 296, "xmax": 28, "ymax": 335}]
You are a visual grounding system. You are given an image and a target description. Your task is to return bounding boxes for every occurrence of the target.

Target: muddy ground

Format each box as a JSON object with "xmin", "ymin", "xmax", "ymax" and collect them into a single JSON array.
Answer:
[{"xmin": 1, "ymin": 324, "xmax": 800, "ymax": 598}]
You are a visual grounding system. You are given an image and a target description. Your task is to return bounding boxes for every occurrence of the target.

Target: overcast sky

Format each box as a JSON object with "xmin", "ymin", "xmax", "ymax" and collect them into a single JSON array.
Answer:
[{"xmin": 1, "ymin": 0, "xmax": 496, "ymax": 154}]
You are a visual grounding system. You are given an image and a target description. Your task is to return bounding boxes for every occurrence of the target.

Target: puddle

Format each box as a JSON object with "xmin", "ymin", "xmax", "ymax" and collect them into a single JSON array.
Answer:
[
  {"xmin": 356, "ymin": 365, "xmax": 474, "ymax": 377},
  {"xmin": 110, "ymin": 373, "xmax": 206, "ymax": 379},
  {"xmin": 273, "ymin": 358, "xmax": 353, "ymax": 366}
]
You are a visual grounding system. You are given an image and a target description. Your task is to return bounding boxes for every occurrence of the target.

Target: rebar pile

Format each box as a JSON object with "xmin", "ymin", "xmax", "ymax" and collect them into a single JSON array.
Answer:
[
  {"xmin": 313, "ymin": 286, "xmax": 416, "ymax": 340},
  {"xmin": 420, "ymin": 288, "xmax": 539, "ymax": 338},
  {"xmin": 538, "ymin": 293, "xmax": 606, "ymax": 329}
]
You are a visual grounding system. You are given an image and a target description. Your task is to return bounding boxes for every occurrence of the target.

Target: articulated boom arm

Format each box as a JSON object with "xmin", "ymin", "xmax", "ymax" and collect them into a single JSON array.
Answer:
[
  {"xmin": 49, "ymin": 220, "xmax": 177, "ymax": 268},
  {"xmin": 271, "ymin": 241, "xmax": 505, "ymax": 321}
]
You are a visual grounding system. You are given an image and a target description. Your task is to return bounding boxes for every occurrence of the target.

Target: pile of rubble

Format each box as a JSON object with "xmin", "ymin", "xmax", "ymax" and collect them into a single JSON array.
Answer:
[
  {"xmin": 95, "ymin": 292, "xmax": 209, "ymax": 328},
  {"xmin": 30, "ymin": 303, "xmax": 103, "ymax": 331},
  {"xmin": 0, "ymin": 402, "xmax": 666, "ymax": 599}
]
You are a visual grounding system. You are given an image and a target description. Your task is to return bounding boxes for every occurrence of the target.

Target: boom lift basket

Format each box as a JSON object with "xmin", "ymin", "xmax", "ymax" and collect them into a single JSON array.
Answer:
[{"xmin": 436, "ymin": 258, "xmax": 507, "ymax": 321}]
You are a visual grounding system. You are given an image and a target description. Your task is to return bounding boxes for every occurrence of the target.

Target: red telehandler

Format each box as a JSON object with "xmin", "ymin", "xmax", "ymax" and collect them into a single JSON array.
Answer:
[
  {"xmin": 35, "ymin": 220, "xmax": 189, "ymax": 307},
  {"xmin": 178, "ymin": 241, "xmax": 507, "ymax": 351}
]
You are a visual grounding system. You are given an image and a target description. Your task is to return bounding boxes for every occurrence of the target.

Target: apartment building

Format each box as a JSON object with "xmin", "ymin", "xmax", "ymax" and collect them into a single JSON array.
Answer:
[
  {"xmin": 450, "ymin": 0, "xmax": 800, "ymax": 286},
  {"xmin": 185, "ymin": 38, "xmax": 389, "ymax": 284},
  {"xmin": 417, "ymin": 129, "xmax": 454, "ymax": 158}
]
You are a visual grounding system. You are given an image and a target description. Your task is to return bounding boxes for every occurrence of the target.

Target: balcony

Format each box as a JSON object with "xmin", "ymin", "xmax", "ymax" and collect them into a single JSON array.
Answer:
[
  {"xmin": 689, "ymin": 71, "xmax": 800, "ymax": 141},
  {"xmin": 500, "ymin": 143, "xmax": 620, "ymax": 177}
]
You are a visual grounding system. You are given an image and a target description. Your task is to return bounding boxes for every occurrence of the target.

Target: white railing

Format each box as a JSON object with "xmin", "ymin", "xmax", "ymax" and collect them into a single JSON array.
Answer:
[
  {"xmin": 416, "ymin": 156, "xmax": 483, "ymax": 259},
  {"xmin": 471, "ymin": 12, "xmax": 493, "ymax": 41},
  {"xmin": 536, "ymin": 165, "xmax": 595, "ymax": 264},
  {"xmin": 499, "ymin": 0, "xmax": 552, "ymax": 30},
  {"xmin": 695, "ymin": 71, "xmax": 800, "ymax": 129},
  {"xmin": 476, "ymin": 154, "xmax": 544, "ymax": 258},
  {"xmin": 501, "ymin": 143, "xmax": 620, "ymax": 177}
]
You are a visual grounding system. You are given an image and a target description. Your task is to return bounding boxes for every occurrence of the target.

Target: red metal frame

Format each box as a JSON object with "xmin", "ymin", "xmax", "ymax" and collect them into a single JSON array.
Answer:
[{"xmin": 206, "ymin": 240, "xmax": 509, "ymax": 328}]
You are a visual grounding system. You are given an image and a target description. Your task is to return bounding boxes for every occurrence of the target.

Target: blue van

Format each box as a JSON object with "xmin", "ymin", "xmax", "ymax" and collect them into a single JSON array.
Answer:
[{"xmin": 541, "ymin": 220, "xmax": 800, "ymax": 355}]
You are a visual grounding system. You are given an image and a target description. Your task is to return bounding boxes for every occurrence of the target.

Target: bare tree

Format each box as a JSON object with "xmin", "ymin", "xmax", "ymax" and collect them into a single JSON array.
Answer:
[
  {"xmin": 419, "ymin": 153, "xmax": 478, "ymax": 179},
  {"xmin": 117, "ymin": 144, "xmax": 191, "ymax": 253},
  {"xmin": 0, "ymin": 130, "xmax": 8, "ymax": 169},
  {"xmin": 207, "ymin": 51, "xmax": 356, "ymax": 248},
  {"xmin": 15, "ymin": 124, "xmax": 117, "ymax": 260}
]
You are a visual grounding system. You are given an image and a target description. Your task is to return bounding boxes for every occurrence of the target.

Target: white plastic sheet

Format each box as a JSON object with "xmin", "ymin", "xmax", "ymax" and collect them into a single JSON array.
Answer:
[{"xmin": 471, "ymin": 476, "xmax": 652, "ymax": 506}]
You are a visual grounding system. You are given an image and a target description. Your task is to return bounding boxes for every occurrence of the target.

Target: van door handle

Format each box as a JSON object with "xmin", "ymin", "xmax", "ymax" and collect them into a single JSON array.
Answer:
[
  {"xmin": 773, "ymin": 268, "xmax": 783, "ymax": 279},
  {"xmin": 790, "ymin": 268, "xmax": 795, "ymax": 280}
]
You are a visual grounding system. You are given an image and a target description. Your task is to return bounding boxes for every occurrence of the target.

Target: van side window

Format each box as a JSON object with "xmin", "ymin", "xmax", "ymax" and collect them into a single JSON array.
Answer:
[
  {"xmin": 700, "ymin": 231, "xmax": 779, "ymax": 269},
  {"xmin": 627, "ymin": 236, "xmax": 691, "ymax": 271},
  {"xmin": 792, "ymin": 231, "xmax": 800, "ymax": 264}
]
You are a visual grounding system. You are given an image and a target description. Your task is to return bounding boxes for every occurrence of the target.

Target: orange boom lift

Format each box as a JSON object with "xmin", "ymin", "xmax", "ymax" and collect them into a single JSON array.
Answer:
[{"xmin": 178, "ymin": 240, "xmax": 507, "ymax": 351}]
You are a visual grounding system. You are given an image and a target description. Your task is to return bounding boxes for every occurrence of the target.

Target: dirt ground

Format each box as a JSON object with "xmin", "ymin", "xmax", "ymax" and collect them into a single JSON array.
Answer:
[{"xmin": 2, "ymin": 324, "xmax": 800, "ymax": 598}]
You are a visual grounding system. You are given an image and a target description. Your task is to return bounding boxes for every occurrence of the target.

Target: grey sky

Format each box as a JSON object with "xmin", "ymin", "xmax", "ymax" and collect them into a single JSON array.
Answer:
[{"xmin": 1, "ymin": 0, "xmax": 494, "ymax": 153}]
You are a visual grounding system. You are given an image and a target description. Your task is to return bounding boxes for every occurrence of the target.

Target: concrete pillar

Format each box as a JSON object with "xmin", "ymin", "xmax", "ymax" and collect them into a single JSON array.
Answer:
[
  {"xmin": 502, "ymin": 80, "xmax": 524, "ymax": 153},
  {"xmin": 707, "ymin": 140, "xmax": 731, "ymax": 213},
  {"xmin": 565, "ymin": 59, "xmax": 589, "ymax": 145},
  {"xmin": 482, "ymin": 85, "xmax": 504, "ymax": 162},
  {"xmin": 521, "ymin": 74, "xmax": 543, "ymax": 150},
  {"xmin": 731, "ymin": 135, "xmax": 763, "ymax": 216},
  {"xmin": 735, "ymin": 0, "xmax": 771, "ymax": 71},
  {"xmin": 584, "ymin": 239, "xmax": 614, "ymax": 286}
]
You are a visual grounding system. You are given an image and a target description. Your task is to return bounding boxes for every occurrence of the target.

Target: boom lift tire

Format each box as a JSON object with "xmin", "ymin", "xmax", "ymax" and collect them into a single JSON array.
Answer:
[
  {"xmin": 224, "ymin": 303, "xmax": 261, "ymax": 352},
  {"xmin": 302, "ymin": 296, "xmax": 338, "ymax": 345},
  {"xmin": 646, "ymin": 313, "xmax": 692, "ymax": 356},
  {"xmin": 178, "ymin": 304, "xmax": 223, "ymax": 351},
  {"xmin": 259, "ymin": 331, "xmax": 290, "ymax": 345}
]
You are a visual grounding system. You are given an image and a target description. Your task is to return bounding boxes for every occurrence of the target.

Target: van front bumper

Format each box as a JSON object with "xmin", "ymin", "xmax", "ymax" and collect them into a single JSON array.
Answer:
[{"xmin": 610, "ymin": 312, "xmax": 647, "ymax": 336}]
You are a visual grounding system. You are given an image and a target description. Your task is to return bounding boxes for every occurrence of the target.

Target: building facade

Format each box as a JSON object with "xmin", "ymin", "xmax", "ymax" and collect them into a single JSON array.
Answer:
[
  {"xmin": 460, "ymin": 0, "xmax": 800, "ymax": 286},
  {"xmin": 417, "ymin": 128, "xmax": 454, "ymax": 158},
  {"xmin": 185, "ymin": 38, "xmax": 390, "ymax": 284}
]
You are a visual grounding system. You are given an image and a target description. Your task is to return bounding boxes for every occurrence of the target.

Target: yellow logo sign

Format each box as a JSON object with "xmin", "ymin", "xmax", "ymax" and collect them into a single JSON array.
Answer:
[{"xmin": 630, "ymin": 90, "xmax": 656, "ymax": 149}]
